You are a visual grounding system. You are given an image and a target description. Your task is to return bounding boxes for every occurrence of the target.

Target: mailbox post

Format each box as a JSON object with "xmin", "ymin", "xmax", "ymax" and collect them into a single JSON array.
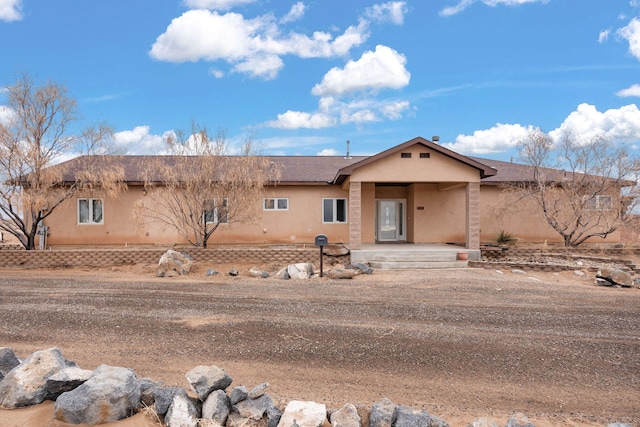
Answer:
[{"xmin": 314, "ymin": 234, "xmax": 328, "ymax": 277}]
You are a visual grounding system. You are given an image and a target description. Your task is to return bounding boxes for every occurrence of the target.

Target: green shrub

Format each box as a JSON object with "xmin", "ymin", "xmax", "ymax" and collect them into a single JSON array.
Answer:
[{"xmin": 496, "ymin": 230, "xmax": 517, "ymax": 245}]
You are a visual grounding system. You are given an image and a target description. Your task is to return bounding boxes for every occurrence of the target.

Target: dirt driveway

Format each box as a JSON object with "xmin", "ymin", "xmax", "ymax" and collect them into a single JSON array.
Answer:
[{"xmin": 0, "ymin": 265, "xmax": 638, "ymax": 427}]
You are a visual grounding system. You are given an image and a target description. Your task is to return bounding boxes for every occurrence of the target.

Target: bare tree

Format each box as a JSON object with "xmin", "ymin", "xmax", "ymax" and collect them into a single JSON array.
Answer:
[
  {"xmin": 500, "ymin": 129, "xmax": 639, "ymax": 247},
  {"xmin": 0, "ymin": 74, "xmax": 126, "ymax": 250},
  {"xmin": 133, "ymin": 126, "xmax": 279, "ymax": 248}
]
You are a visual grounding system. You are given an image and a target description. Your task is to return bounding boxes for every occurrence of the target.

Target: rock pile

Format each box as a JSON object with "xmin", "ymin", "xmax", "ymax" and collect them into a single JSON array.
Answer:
[
  {"xmin": 0, "ymin": 348, "xmax": 634, "ymax": 427},
  {"xmin": 596, "ymin": 268, "xmax": 635, "ymax": 288},
  {"xmin": 156, "ymin": 250, "xmax": 375, "ymax": 280}
]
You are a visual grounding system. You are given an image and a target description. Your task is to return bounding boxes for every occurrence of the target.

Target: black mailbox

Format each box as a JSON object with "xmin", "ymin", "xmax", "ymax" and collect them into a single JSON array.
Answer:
[
  {"xmin": 315, "ymin": 234, "xmax": 328, "ymax": 277},
  {"xmin": 315, "ymin": 234, "xmax": 328, "ymax": 247}
]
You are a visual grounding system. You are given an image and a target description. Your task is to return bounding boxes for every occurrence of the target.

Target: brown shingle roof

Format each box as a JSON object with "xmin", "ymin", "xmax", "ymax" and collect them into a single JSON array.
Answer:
[
  {"xmin": 56, "ymin": 155, "xmax": 367, "ymax": 185},
  {"xmin": 56, "ymin": 149, "xmax": 607, "ymax": 187}
]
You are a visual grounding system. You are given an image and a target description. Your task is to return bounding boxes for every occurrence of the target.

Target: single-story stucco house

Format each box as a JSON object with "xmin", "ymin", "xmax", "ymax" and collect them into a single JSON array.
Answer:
[{"xmin": 38, "ymin": 137, "xmax": 624, "ymax": 261}]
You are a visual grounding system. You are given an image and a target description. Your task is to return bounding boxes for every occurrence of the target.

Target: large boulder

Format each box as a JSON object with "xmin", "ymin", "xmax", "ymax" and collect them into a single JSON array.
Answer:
[
  {"xmin": 277, "ymin": 400, "xmax": 326, "ymax": 427},
  {"xmin": 0, "ymin": 347, "xmax": 20, "ymax": 381},
  {"xmin": 234, "ymin": 393, "xmax": 273, "ymax": 421},
  {"xmin": 248, "ymin": 266, "xmax": 270, "ymax": 278},
  {"xmin": 330, "ymin": 403, "xmax": 361, "ymax": 427},
  {"xmin": 248, "ymin": 382, "xmax": 270, "ymax": 399},
  {"xmin": 202, "ymin": 389, "xmax": 230, "ymax": 425},
  {"xmin": 287, "ymin": 263, "xmax": 314, "ymax": 279},
  {"xmin": 157, "ymin": 250, "xmax": 194, "ymax": 277},
  {"xmin": 185, "ymin": 365, "xmax": 233, "ymax": 401},
  {"xmin": 164, "ymin": 389, "xmax": 201, "ymax": 427},
  {"xmin": 44, "ymin": 366, "xmax": 93, "ymax": 401},
  {"xmin": 231, "ymin": 392, "xmax": 282, "ymax": 427},
  {"xmin": 369, "ymin": 398, "xmax": 397, "ymax": 427},
  {"xmin": 0, "ymin": 347, "xmax": 74, "ymax": 408},
  {"xmin": 53, "ymin": 364, "xmax": 141, "ymax": 425},
  {"xmin": 273, "ymin": 267, "xmax": 290, "ymax": 280},
  {"xmin": 229, "ymin": 385, "xmax": 248, "ymax": 405},
  {"xmin": 152, "ymin": 386, "xmax": 186, "ymax": 416},
  {"xmin": 326, "ymin": 266, "xmax": 356, "ymax": 280},
  {"xmin": 394, "ymin": 405, "xmax": 432, "ymax": 427},
  {"xmin": 597, "ymin": 268, "xmax": 633, "ymax": 287}
]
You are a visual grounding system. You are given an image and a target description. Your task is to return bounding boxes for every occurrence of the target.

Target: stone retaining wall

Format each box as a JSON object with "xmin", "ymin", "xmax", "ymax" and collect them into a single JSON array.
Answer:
[
  {"xmin": 0, "ymin": 247, "xmax": 350, "ymax": 269},
  {"xmin": 476, "ymin": 246, "xmax": 640, "ymax": 273}
]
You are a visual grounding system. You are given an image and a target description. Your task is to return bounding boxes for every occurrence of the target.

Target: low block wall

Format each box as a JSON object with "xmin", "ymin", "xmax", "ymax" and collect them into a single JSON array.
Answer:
[{"xmin": 0, "ymin": 247, "xmax": 349, "ymax": 269}]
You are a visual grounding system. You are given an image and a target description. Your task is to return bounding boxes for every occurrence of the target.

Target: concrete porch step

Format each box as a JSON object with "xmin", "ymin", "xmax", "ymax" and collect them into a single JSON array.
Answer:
[
  {"xmin": 361, "ymin": 252, "xmax": 460, "ymax": 262},
  {"xmin": 368, "ymin": 260, "xmax": 469, "ymax": 269}
]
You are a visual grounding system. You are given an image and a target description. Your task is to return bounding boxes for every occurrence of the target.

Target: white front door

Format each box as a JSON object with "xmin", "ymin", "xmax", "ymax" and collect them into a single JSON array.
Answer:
[{"xmin": 377, "ymin": 199, "xmax": 406, "ymax": 242}]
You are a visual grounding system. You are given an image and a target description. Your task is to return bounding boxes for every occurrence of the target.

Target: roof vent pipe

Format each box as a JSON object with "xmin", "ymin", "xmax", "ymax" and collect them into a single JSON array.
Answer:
[
  {"xmin": 432, "ymin": 136, "xmax": 440, "ymax": 143},
  {"xmin": 345, "ymin": 140, "xmax": 351, "ymax": 159}
]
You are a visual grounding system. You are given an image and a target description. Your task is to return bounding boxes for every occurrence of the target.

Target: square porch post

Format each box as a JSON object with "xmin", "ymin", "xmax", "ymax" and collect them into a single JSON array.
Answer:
[
  {"xmin": 349, "ymin": 181, "xmax": 362, "ymax": 250},
  {"xmin": 465, "ymin": 182, "xmax": 480, "ymax": 250}
]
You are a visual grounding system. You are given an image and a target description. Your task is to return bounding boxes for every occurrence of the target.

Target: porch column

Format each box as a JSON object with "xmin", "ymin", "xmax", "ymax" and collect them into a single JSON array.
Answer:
[
  {"xmin": 349, "ymin": 181, "xmax": 362, "ymax": 250},
  {"xmin": 465, "ymin": 182, "xmax": 480, "ymax": 250}
]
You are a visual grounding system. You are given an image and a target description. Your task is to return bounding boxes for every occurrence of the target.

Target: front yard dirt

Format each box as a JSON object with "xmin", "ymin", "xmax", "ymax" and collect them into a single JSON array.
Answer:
[{"xmin": 0, "ymin": 264, "xmax": 638, "ymax": 427}]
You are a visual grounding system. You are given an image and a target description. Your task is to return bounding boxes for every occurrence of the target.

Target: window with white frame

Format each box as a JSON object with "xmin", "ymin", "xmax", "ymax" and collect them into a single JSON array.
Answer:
[
  {"xmin": 264, "ymin": 198, "xmax": 288, "ymax": 211},
  {"xmin": 204, "ymin": 198, "xmax": 228, "ymax": 224},
  {"xmin": 322, "ymin": 198, "xmax": 347, "ymax": 223},
  {"xmin": 78, "ymin": 198, "xmax": 103, "ymax": 224},
  {"xmin": 584, "ymin": 195, "xmax": 612, "ymax": 210}
]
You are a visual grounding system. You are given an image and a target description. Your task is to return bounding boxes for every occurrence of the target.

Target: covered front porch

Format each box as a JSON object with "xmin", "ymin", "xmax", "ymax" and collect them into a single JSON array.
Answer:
[
  {"xmin": 347, "ymin": 181, "xmax": 481, "ymax": 250},
  {"xmin": 330, "ymin": 138, "xmax": 494, "ymax": 254}
]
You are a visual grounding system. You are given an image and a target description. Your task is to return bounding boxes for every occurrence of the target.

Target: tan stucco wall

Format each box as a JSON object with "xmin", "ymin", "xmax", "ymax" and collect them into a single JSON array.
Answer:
[
  {"xmin": 409, "ymin": 184, "xmax": 467, "ymax": 243},
  {"xmin": 42, "ymin": 183, "xmax": 623, "ymax": 248},
  {"xmin": 349, "ymin": 145, "xmax": 482, "ymax": 183},
  {"xmin": 43, "ymin": 185, "xmax": 353, "ymax": 247},
  {"xmin": 479, "ymin": 186, "xmax": 621, "ymax": 244}
]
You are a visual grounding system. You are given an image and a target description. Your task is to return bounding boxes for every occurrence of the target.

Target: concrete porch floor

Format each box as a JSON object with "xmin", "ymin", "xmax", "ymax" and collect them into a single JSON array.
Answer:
[{"xmin": 350, "ymin": 243, "xmax": 480, "ymax": 269}]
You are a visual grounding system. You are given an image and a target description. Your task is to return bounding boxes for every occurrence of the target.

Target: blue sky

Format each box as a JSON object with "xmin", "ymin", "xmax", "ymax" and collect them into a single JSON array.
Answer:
[{"xmin": 1, "ymin": 0, "xmax": 640, "ymax": 161}]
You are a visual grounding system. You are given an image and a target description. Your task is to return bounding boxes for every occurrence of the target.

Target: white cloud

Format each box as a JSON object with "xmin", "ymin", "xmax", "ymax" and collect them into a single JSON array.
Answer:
[
  {"xmin": 266, "ymin": 111, "xmax": 336, "ymax": 129},
  {"xmin": 598, "ymin": 29, "xmax": 610, "ymax": 43},
  {"xmin": 266, "ymin": 96, "xmax": 410, "ymax": 129},
  {"xmin": 380, "ymin": 100, "xmax": 410, "ymax": 120},
  {"xmin": 0, "ymin": 105, "xmax": 15, "ymax": 125},
  {"xmin": 364, "ymin": 1, "xmax": 407, "ymax": 25},
  {"xmin": 150, "ymin": 8, "xmax": 373, "ymax": 79},
  {"xmin": 317, "ymin": 148, "xmax": 341, "ymax": 156},
  {"xmin": 183, "ymin": 0, "xmax": 256, "ymax": 11},
  {"xmin": 266, "ymin": 44, "xmax": 412, "ymax": 130},
  {"xmin": 616, "ymin": 84, "xmax": 640, "ymax": 97},
  {"xmin": 312, "ymin": 45, "xmax": 410, "ymax": 96},
  {"xmin": 443, "ymin": 123, "xmax": 536, "ymax": 154},
  {"xmin": 443, "ymin": 104, "xmax": 640, "ymax": 155},
  {"xmin": 281, "ymin": 2, "xmax": 305, "ymax": 23},
  {"xmin": 233, "ymin": 54, "xmax": 284, "ymax": 80},
  {"xmin": 549, "ymin": 103, "xmax": 640, "ymax": 144},
  {"xmin": 113, "ymin": 126, "xmax": 167, "ymax": 154},
  {"xmin": 149, "ymin": 10, "xmax": 265, "ymax": 63},
  {"xmin": 0, "ymin": 0, "xmax": 22, "ymax": 22},
  {"xmin": 209, "ymin": 68, "xmax": 225, "ymax": 78},
  {"xmin": 440, "ymin": 0, "xmax": 549, "ymax": 17},
  {"xmin": 618, "ymin": 18, "xmax": 640, "ymax": 60}
]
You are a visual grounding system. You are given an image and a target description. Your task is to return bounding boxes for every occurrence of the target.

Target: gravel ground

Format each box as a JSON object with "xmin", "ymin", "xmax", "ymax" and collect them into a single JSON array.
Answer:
[{"xmin": 0, "ymin": 264, "xmax": 639, "ymax": 427}]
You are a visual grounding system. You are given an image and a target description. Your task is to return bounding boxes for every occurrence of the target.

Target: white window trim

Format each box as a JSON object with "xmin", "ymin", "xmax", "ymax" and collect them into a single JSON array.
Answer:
[
  {"xmin": 204, "ymin": 198, "xmax": 229, "ymax": 225},
  {"xmin": 264, "ymin": 198, "xmax": 289, "ymax": 211},
  {"xmin": 77, "ymin": 198, "xmax": 104, "ymax": 225},
  {"xmin": 322, "ymin": 198, "xmax": 348, "ymax": 224}
]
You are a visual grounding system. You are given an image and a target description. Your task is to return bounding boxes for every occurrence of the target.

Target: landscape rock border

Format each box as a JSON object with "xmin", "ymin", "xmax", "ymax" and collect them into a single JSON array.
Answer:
[{"xmin": 0, "ymin": 347, "xmax": 633, "ymax": 427}]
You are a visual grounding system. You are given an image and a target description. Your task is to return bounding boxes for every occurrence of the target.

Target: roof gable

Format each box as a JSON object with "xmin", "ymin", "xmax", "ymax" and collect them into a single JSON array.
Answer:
[{"xmin": 332, "ymin": 137, "xmax": 497, "ymax": 184}]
